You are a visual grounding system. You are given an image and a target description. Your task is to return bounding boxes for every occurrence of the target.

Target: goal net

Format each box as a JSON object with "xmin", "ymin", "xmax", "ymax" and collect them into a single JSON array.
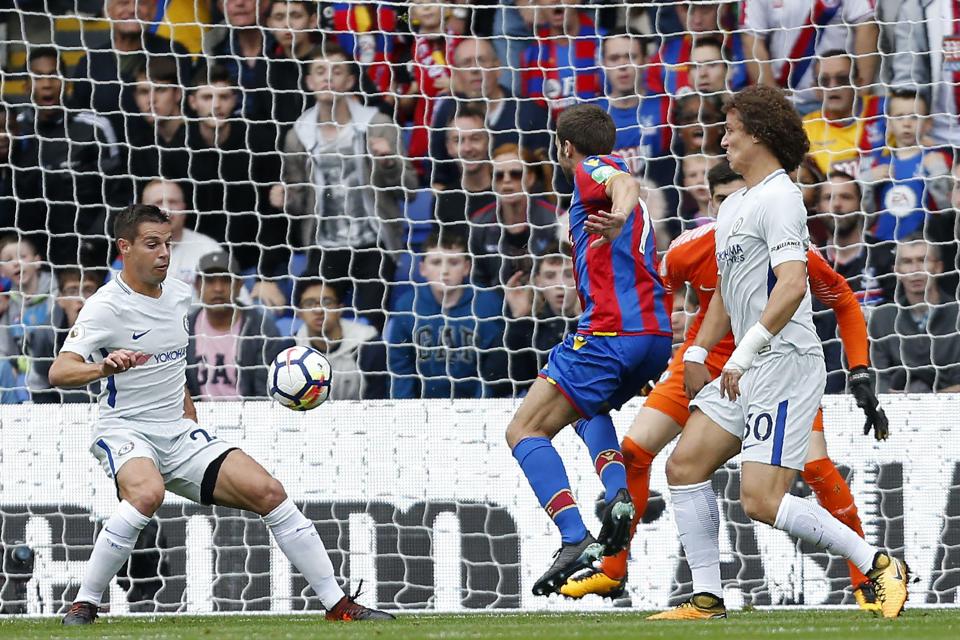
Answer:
[{"xmin": 0, "ymin": 0, "xmax": 958, "ymax": 615}]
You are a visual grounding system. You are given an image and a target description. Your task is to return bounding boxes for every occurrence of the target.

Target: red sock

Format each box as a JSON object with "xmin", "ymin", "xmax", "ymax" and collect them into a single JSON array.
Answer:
[
  {"xmin": 802, "ymin": 457, "xmax": 869, "ymax": 589},
  {"xmin": 601, "ymin": 438, "xmax": 656, "ymax": 580}
]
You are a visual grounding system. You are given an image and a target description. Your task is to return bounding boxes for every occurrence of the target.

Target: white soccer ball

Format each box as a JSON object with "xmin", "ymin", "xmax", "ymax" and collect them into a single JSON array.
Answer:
[{"xmin": 268, "ymin": 346, "xmax": 332, "ymax": 411}]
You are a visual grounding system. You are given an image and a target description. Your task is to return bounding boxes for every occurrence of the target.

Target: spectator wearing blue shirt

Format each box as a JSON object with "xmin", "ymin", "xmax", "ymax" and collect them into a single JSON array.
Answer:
[
  {"xmin": 594, "ymin": 31, "xmax": 673, "ymax": 190},
  {"xmin": 386, "ymin": 231, "xmax": 509, "ymax": 399},
  {"xmin": 861, "ymin": 89, "xmax": 953, "ymax": 242}
]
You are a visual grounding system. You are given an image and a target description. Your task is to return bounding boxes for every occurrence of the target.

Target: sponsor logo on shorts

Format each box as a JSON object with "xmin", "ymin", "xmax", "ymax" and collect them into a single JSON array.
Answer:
[{"xmin": 117, "ymin": 442, "xmax": 135, "ymax": 456}]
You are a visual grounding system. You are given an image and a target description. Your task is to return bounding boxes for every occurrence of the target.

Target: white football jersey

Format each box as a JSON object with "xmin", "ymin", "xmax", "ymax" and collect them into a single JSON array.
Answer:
[
  {"xmin": 61, "ymin": 274, "xmax": 192, "ymax": 423},
  {"xmin": 742, "ymin": 0, "xmax": 874, "ymax": 92},
  {"xmin": 713, "ymin": 169, "xmax": 823, "ymax": 359}
]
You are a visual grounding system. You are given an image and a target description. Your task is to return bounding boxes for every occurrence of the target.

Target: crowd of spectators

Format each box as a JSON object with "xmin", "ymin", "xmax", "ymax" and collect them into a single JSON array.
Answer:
[{"xmin": 1, "ymin": 0, "xmax": 958, "ymax": 402}]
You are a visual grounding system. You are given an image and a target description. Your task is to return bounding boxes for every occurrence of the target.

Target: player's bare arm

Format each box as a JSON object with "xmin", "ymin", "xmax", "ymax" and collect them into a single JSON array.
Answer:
[
  {"xmin": 720, "ymin": 259, "xmax": 807, "ymax": 401},
  {"xmin": 49, "ymin": 350, "xmax": 148, "ymax": 388},
  {"xmin": 684, "ymin": 279, "xmax": 732, "ymax": 399},
  {"xmin": 584, "ymin": 173, "xmax": 637, "ymax": 248},
  {"xmin": 183, "ymin": 384, "xmax": 198, "ymax": 422}
]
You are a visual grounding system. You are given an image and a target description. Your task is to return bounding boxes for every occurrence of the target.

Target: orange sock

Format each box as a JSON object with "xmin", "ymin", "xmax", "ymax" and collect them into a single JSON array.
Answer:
[
  {"xmin": 802, "ymin": 457, "xmax": 869, "ymax": 589},
  {"xmin": 601, "ymin": 438, "xmax": 656, "ymax": 580}
]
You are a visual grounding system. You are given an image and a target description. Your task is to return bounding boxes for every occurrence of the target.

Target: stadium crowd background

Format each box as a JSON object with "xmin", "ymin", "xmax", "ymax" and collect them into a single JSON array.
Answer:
[{"xmin": 0, "ymin": 0, "xmax": 959, "ymax": 404}]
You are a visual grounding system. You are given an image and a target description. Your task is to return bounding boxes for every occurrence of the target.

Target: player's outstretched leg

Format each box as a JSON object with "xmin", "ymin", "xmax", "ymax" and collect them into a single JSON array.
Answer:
[
  {"xmin": 507, "ymin": 378, "xmax": 603, "ymax": 596},
  {"xmin": 211, "ymin": 450, "xmax": 394, "ymax": 621},
  {"xmin": 63, "ymin": 459, "xmax": 163, "ymax": 626},
  {"xmin": 563, "ymin": 406, "xmax": 681, "ymax": 599},
  {"xmin": 802, "ymin": 422, "xmax": 878, "ymax": 611},
  {"xmin": 573, "ymin": 415, "xmax": 634, "ymax": 555}
]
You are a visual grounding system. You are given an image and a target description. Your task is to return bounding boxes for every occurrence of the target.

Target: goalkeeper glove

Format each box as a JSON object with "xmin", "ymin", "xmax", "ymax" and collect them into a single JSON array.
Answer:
[{"xmin": 848, "ymin": 366, "xmax": 889, "ymax": 441}]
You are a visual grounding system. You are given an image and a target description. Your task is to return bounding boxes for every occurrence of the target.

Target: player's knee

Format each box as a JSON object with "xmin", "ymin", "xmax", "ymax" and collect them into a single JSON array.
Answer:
[
  {"xmin": 665, "ymin": 450, "xmax": 700, "ymax": 487},
  {"xmin": 740, "ymin": 486, "xmax": 780, "ymax": 525},
  {"xmin": 505, "ymin": 418, "xmax": 528, "ymax": 450},
  {"xmin": 126, "ymin": 481, "xmax": 165, "ymax": 517},
  {"xmin": 254, "ymin": 477, "xmax": 287, "ymax": 516}
]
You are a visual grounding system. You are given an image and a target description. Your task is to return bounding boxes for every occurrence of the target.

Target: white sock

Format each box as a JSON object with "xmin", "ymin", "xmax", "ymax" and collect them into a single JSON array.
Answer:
[
  {"xmin": 670, "ymin": 481, "xmax": 722, "ymax": 598},
  {"xmin": 263, "ymin": 498, "xmax": 345, "ymax": 609},
  {"xmin": 75, "ymin": 501, "xmax": 151, "ymax": 606},
  {"xmin": 774, "ymin": 493, "xmax": 877, "ymax": 574}
]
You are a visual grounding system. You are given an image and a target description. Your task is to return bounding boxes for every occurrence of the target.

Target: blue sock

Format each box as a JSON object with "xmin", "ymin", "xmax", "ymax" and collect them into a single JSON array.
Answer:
[
  {"xmin": 512, "ymin": 437, "xmax": 588, "ymax": 544},
  {"xmin": 574, "ymin": 415, "xmax": 627, "ymax": 503}
]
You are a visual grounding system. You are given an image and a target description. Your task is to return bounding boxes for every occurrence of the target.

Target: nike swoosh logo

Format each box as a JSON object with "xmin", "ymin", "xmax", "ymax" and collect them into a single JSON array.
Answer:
[
  {"xmin": 742, "ymin": 443, "xmax": 762, "ymax": 451},
  {"xmin": 294, "ymin": 524, "xmax": 314, "ymax": 534},
  {"xmin": 892, "ymin": 560, "xmax": 903, "ymax": 581},
  {"xmin": 104, "ymin": 527, "xmax": 131, "ymax": 540},
  {"xmin": 132, "ymin": 330, "xmax": 151, "ymax": 340}
]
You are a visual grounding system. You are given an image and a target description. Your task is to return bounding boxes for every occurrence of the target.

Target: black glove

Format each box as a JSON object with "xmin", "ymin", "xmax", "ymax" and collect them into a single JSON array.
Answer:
[{"xmin": 848, "ymin": 367, "xmax": 889, "ymax": 441}]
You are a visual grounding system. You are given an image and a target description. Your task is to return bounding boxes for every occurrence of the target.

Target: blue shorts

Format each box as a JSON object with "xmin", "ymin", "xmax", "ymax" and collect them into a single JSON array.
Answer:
[{"xmin": 539, "ymin": 333, "xmax": 672, "ymax": 419}]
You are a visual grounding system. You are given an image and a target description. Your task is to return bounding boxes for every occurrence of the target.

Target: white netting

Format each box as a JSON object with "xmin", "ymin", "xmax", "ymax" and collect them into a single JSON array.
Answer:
[{"xmin": 0, "ymin": 0, "xmax": 957, "ymax": 613}]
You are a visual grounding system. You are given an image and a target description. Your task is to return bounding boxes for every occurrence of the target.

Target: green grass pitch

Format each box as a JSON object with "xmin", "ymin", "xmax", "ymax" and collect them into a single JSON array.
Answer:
[{"xmin": 2, "ymin": 610, "xmax": 960, "ymax": 640}]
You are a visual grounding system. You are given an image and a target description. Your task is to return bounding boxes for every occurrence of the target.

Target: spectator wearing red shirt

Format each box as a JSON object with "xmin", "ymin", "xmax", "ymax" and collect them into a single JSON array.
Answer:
[{"xmin": 519, "ymin": 0, "xmax": 604, "ymax": 118}]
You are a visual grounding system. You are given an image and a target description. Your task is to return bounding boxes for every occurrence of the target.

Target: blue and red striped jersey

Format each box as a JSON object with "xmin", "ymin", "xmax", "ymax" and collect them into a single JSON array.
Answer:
[{"xmin": 568, "ymin": 155, "xmax": 672, "ymax": 336}]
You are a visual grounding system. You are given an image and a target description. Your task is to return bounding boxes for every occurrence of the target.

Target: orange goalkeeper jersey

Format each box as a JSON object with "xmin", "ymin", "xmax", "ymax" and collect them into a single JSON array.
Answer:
[{"xmin": 660, "ymin": 223, "xmax": 869, "ymax": 369}]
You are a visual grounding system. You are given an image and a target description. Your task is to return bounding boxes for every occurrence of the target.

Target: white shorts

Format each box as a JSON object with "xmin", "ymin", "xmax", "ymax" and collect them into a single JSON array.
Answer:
[
  {"xmin": 689, "ymin": 351, "xmax": 826, "ymax": 471},
  {"xmin": 90, "ymin": 417, "xmax": 237, "ymax": 504}
]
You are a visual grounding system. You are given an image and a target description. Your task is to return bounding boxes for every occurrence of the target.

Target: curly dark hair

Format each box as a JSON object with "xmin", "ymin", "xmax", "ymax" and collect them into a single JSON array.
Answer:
[{"xmin": 723, "ymin": 86, "xmax": 809, "ymax": 172}]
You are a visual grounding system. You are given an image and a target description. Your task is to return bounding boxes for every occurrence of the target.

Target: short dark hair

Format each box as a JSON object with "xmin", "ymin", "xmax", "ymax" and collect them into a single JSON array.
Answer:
[
  {"xmin": 422, "ymin": 228, "xmax": 469, "ymax": 254},
  {"xmin": 293, "ymin": 278, "xmax": 344, "ymax": 309},
  {"xmin": 887, "ymin": 87, "xmax": 928, "ymax": 114},
  {"xmin": 269, "ymin": 0, "xmax": 317, "ymax": 14},
  {"xmin": 826, "ymin": 169, "xmax": 862, "ymax": 200},
  {"xmin": 447, "ymin": 103, "xmax": 487, "ymax": 128},
  {"xmin": 28, "ymin": 46, "xmax": 64, "ymax": 75},
  {"xmin": 533, "ymin": 241, "xmax": 571, "ymax": 277},
  {"xmin": 600, "ymin": 30, "xmax": 648, "ymax": 58},
  {"xmin": 898, "ymin": 232, "xmax": 941, "ymax": 262},
  {"xmin": 724, "ymin": 86, "xmax": 809, "ymax": 172},
  {"xmin": 113, "ymin": 204, "xmax": 170, "ymax": 243},
  {"xmin": 56, "ymin": 266, "xmax": 106, "ymax": 291},
  {"xmin": 134, "ymin": 55, "xmax": 181, "ymax": 85},
  {"xmin": 556, "ymin": 104, "xmax": 616, "ymax": 157},
  {"xmin": 706, "ymin": 158, "xmax": 743, "ymax": 195},
  {"xmin": 191, "ymin": 62, "xmax": 234, "ymax": 89},
  {"xmin": 692, "ymin": 35, "xmax": 725, "ymax": 57}
]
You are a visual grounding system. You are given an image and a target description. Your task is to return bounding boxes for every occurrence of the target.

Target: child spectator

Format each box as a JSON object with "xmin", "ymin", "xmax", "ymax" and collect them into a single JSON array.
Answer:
[
  {"xmin": 469, "ymin": 144, "xmax": 562, "ymax": 288},
  {"xmin": 861, "ymin": 89, "xmax": 953, "ymax": 241},
  {"xmin": 30, "ymin": 267, "xmax": 106, "ymax": 403},
  {"xmin": 680, "ymin": 154, "xmax": 719, "ymax": 227},
  {"xmin": 520, "ymin": 0, "xmax": 604, "ymax": 118},
  {"xmin": 386, "ymin": 231, "xmax": 508, "ymax": 399},
  {"xmin": 503, "ymin": 242, "xmax": 578, "ymax": 393},
  {"xmin": 670, "ymin": 93, "xmax": 724, "ymax": 157},
  {"xmin": 272, "ymin": 44, "xmax": 416, "ymax": 331},
  {"xmin": 293, "ymin": 279, "xmax": 388, "ymax": 400}
]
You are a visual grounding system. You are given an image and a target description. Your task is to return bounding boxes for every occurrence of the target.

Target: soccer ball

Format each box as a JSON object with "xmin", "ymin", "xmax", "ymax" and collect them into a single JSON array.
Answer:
[{"xmin": 268, "ymin": 346, "xmax": 332, "ymax": 411}]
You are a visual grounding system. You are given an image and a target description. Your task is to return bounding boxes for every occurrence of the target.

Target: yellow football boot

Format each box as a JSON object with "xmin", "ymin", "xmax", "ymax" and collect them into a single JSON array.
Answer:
[
  {"xmin": 867, "ymin": 553, "xmax": 909, "ymax": 618},
  {"xmin": 647, "ymin": 593, "xmax": 727, "ymax": 620},
  {"xmin": 560, "ymin": 568, "xmax": 626, "ymax": 599},
  {"xmin": 853, "ymin": 581, "xmax": 882, "ymax": 613}
]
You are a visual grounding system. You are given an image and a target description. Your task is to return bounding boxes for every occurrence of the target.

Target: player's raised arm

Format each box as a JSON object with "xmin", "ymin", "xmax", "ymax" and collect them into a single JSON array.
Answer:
[{"xmin": 49, "ymin": 349, "xmax": 147, "ymax": 388}]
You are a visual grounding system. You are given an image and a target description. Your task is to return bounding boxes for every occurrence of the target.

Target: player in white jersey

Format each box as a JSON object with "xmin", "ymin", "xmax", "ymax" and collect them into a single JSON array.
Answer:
[
  {"xmin": 49, "ymin": 205, "xmax": 393, "ymax": 625},
  {"xmin": 646, "ymin": 86, "xmax": 909, "ymax": 620}
]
